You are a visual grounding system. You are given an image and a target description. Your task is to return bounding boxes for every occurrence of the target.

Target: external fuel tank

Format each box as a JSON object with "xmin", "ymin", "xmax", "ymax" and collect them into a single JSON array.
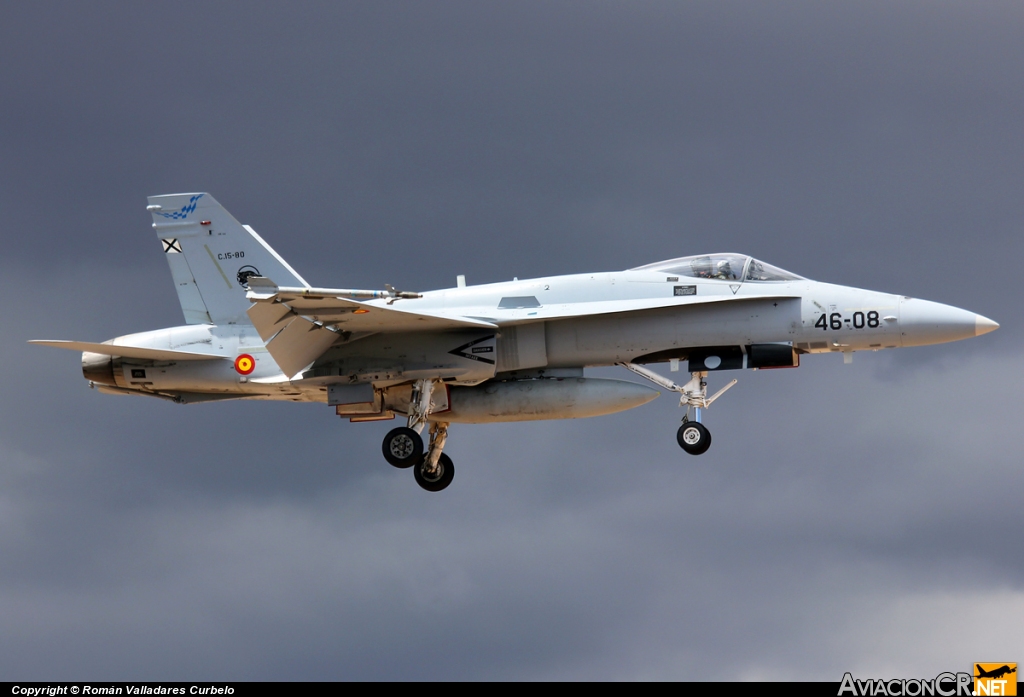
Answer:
[{"xmin": 431, "ymin": 377, "xmax": 659, "ymax": 424}]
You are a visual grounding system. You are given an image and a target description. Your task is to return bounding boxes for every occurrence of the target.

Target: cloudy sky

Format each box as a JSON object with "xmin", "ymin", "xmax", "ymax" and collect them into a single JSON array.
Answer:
[{"xmin": 2, "ymin": 1, "xmax": 1022, "ymax": 680}]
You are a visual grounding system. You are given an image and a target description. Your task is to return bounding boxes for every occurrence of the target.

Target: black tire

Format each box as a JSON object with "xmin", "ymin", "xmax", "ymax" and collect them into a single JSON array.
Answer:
[
  {"xmin": 414, "ymin": 453, "xmax": 455, "ymax": 492},
  {"xmin": 382, "ymin": 427, "xmax": 423, "ymax": 468},
  {"xmin": 677, "ymin": 422, "xmax": 712, "ymax": 455}
]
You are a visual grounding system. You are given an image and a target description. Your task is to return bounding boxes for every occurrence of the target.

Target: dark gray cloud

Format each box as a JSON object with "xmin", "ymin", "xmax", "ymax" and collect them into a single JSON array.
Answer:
[{"xmin": 1, "ymin": 1, "xmax": 1021, "ymax": 680}]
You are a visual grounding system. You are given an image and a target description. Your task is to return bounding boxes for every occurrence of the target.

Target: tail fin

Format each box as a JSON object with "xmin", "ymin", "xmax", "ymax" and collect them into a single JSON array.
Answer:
[{"xmin": 148, "ymin": 193, "xmax": 308, "ymax": 325}]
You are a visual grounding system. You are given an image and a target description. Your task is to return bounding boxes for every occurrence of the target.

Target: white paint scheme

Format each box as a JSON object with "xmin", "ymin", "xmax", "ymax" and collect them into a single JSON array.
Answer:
[{"xmin": 30, "ymin": 193, "xmax": 999, "ymax": 489}]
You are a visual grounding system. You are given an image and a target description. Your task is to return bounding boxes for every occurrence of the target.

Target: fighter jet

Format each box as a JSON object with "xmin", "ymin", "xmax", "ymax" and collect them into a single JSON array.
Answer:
[{"xmin": 32, "ymin": 193, "xmax": 999, "ymax": 491}]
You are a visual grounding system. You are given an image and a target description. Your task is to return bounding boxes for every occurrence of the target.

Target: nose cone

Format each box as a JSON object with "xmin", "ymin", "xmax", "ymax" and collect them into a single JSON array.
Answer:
[
  {"xmin": 975, "ymin": 315, "xmax": 999, "ymax": 336},
  {"xmin": 899, "ymin": 298, "xmax": 999, "ymax": 347}
]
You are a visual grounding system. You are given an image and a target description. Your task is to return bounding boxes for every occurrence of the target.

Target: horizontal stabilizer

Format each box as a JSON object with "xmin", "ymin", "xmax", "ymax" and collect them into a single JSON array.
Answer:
[
  {"xmin": 29, "ymin": 340, "xmax": 228, "ymax": 362},
  {"xmin": 94, "ymin": 384, "xmax": 252, "ymax": 403}
]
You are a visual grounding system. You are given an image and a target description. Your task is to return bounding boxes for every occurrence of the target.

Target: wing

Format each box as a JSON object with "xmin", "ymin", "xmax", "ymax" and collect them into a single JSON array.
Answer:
[
  {"xmin": 246, "ymin": 282, "xmax": 498, "ymax": 378},
  {"xmin": 29, "ymin": 340, "xmax": 228, "ymax": 362}
]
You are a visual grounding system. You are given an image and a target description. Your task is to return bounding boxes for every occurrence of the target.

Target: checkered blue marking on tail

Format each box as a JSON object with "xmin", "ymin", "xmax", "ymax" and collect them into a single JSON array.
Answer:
[{"xmin": 157, "ymin": 193, "xmax": 205, "ymax": 219}]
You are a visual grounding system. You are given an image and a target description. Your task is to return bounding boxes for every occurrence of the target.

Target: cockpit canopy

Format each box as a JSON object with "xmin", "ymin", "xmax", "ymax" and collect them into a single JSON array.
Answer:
[{"xmin": 631, "ymin": 254, "xmax": 804, "ymax": 282}]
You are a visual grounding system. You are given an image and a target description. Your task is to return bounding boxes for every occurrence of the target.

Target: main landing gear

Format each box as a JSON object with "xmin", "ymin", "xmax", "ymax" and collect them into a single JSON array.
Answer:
[
  {"xmin": 381, "ymin": 378, "xmax": 455, "ymax": 491},
  {"xmin": 620, "ymin": 363, "xmax": 737, "ymax": 456}
]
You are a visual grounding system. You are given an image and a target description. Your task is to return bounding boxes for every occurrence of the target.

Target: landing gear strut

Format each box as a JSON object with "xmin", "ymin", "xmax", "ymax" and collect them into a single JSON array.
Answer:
[
  {"xmin": 415, "ymin": 421, "xmax": 454, "ymax": 492},
  {"xmin": 380, "ymin": 379, "xmax": 456, "ymax": 491},
  {"xmin": 620, "ymin": 363, "xmax": 737, "ymax": 456}
]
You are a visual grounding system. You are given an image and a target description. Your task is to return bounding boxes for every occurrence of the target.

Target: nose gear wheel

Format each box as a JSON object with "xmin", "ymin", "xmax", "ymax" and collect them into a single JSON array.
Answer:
[{"xmin": 677, "ymin": 421, "xmax": 711, "ymax": 455}]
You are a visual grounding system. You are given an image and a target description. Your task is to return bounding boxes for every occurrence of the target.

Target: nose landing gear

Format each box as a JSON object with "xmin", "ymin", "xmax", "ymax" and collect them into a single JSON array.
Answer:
[
  {"xmin": 677, "ymin": 420, "xmax": 711, "ymax": 455},
  {"xmin": 620, "ymin": 363, "xmax": 736, "ymax": 456}
]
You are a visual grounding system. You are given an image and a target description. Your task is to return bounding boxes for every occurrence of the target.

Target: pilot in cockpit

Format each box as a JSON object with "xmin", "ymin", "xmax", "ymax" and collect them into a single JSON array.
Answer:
[{"xmin": 713, "ymin": 259, "xmax": 736, "ymax": 280}]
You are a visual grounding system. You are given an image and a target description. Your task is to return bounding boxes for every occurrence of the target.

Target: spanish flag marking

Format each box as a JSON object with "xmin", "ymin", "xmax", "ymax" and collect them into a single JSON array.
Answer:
[{"xmin": 234, "ymin": 354, "xmax": 256, "ymax": 375}]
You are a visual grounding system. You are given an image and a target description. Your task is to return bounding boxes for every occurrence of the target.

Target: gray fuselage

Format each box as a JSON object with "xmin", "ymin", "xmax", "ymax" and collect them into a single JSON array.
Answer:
[{"xmin": 84, "ymin": 268, "xmax": 993, "ymax": 408}]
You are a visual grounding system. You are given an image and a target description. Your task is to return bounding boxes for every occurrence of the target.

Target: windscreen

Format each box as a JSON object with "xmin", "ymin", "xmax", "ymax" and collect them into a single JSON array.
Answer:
[{"xmin": 744, "ymin": 259, "xmax": 804, "ymax": 282}]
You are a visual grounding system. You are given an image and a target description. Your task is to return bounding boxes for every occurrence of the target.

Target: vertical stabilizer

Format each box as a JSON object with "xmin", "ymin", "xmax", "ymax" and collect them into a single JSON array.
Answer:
[{"xmin": 148, "ymin": 193, "xmax": 308, "ymax": 325}]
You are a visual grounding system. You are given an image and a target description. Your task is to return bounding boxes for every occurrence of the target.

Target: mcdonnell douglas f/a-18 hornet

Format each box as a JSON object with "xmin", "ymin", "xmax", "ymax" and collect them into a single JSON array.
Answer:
[{"xmin": 33, "ymin": 193, "xmax": 999, "ymax": 491}]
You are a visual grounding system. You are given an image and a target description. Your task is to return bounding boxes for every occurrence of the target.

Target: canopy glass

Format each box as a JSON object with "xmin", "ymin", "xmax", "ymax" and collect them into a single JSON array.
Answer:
[{"xmin": 631, "ymin": 254, "xmax": 803, "ymax": 282}]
